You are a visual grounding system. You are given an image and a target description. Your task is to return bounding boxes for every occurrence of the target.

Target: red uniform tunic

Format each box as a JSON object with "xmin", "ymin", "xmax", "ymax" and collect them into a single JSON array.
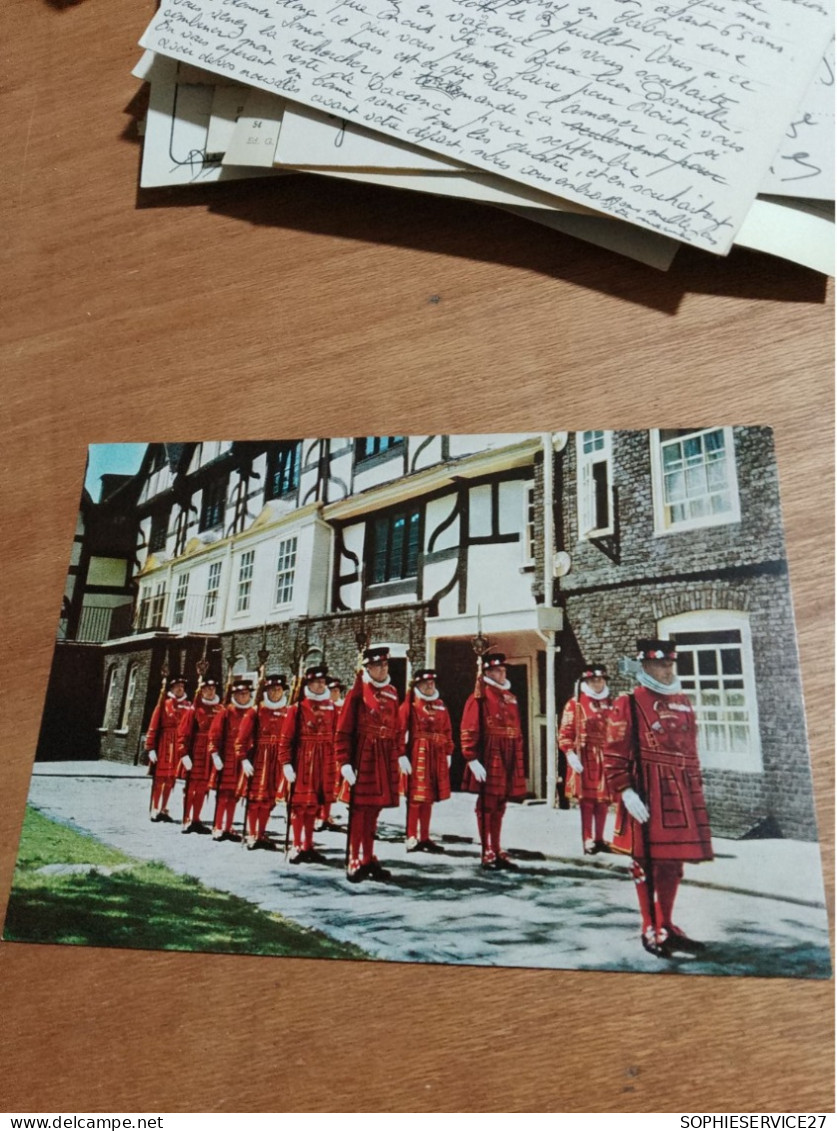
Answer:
[
  {"xmin": 145, "ymin": 693, "xmax": 192, "ymax": 782},
  {"xmin": 399, "ymin": 693, "xmax": 453, "ymax": 804},
  {"xmin": 278, "ymin": 696, "xmax": 338, "ymax": 806},
  {"xmin": 177, "ymin": 696, "xmax": 223, "ymax": 786},
  {"xmin": 460, "ymin": 679, "xmax": 527, "ymax": 801},
  {"xmin": 207, "ymin": 702, "xmax": 252, "ymax": 792},
  {"xmin": 234, "ymin": 701, "xmax": 287, "ymax": 804},
  {"xmin": 335, "ymin": 677, "xmax": 401, "ymax": 808},
  {"xmin": 558, "ymin": 693, "xmax": 614, "ymax": 803},
  {"xmin": 604, "ymin": 686, "xmax": 713, "ymax": 862}
]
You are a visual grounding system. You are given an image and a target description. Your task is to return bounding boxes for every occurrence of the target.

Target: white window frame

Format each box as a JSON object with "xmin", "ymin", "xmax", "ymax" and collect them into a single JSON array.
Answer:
[
  {"xmin": 576, "ymin": 430, "xmax": 613, "ymax": 540},
  {"xmin": 650, "ymin": 427, "xmax": 741, "ymax": 536},
  {"xmin": 101, "ymin": 666, "xmax": 118, "ymax": 730},
  {"xmin": 235, "ymin": 549, "xmax": 255, "ymax": 614},
  {"xmin": 118, "ymin": 664, "xmax": 138, "ymax": 733},
  {"xmin": 203, "ymin": 561, "xmax": 222, "ymax": 622},
  {"xmin": 659, "ymin": 609, "xmax": 762, "ymax": 773},
  {"xmin": 172, "ymin": 572, "xmax": 189, "ymax": 627},
  {"xmin": 273, "ymin": 535, "xmax": 298, "ymax": 608},
  {"xmin": 522, "ymin": 481, "xmax": 536, "ymax": 566}
]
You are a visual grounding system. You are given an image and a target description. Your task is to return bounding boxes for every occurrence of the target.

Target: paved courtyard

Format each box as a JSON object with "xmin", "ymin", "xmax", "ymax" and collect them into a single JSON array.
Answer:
[{"xmin": 13, "ymin": 762, "xmax": 832, "ymax": 978}]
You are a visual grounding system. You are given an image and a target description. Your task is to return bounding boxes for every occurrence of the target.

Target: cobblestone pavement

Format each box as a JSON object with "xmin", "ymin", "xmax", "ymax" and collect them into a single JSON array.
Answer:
[{"xmin": 15, "ymin": 762, "xmax": 832, "ymax": 978}]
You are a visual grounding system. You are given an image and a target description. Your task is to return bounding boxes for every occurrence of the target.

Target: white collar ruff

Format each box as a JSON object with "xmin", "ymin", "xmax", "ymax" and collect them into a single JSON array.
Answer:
[
  {"xmin": 262, "ymin": 694, "xmax": 287, "ymax": 710},
  {"xmin": 484, "ymin": 675, "xmax": 511, "ymax": 691},
  {"xmin": 580, "ymin": 681, "xmax": 610, "ymax": 701},
  {"xmin": 414, "ymin": 687, "xmax": 439, "ymax": 702},
  {"xmin": 363, "ymin": 670, "xmax": 392, "ymax": 689},
  {"xmin": 304, "ymin": 686, "xmax": 331, "ymax": 702}
]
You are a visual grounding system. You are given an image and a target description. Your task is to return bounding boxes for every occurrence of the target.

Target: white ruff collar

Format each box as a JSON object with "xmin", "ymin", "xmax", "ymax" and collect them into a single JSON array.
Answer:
[
  {"xmin": 484, "ymin": 675, "xmax": 511, "ymax": 691},
  {"xmin": 169, "ymin": 692, "xmax": 188, "ymax": 702},
  {"xmin": 199, "ymin": 694, "xmax": 220, "ymax": 706},
  {"xmin": 232, "ymin": 696, "xmax": 254, "ymax": 710},
  {"xmin": 305, "ymin": 686, "xmax": 331, "ymax": 702},
  {"xmin": 262, "ymin": 694, "xmax": 287, "ymax": 710},
  {"xmin": 414, "ymin": 687, "xmax": 439, "ymax": 702},
  {"xmin": 581, "ymin": 681, "xmax": 610, "ymax": 701},
  {"xmin": 363, "ymin": 670, "xmax": 391, "ymax": 689}
]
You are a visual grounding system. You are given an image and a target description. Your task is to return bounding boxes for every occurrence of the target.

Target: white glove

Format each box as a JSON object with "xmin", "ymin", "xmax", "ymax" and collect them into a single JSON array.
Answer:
[
  {"xmin": 147, "ymin": 750, "xmax": 157, "ymax": 764},
  {"xmin": 447, "ymin": 755, "xmax": 452, "ymax": 768},
  {"xmin": 212, "ymin": 753, "xmax": 223, "ymax": 772},
  {"xmin": 181, "ymin": 755, "xmax": 193, "ymax": 772},
  {"xmin": 622, "ymin": 787, "xmax": 650, "ymax": 824},
  {"xmin": 341, "ymin": 764, "xmax": 357, "ymax": 787},
  {"xmin": 567, "ymin": 752, "xmax": 584, "ymax": 775},
  {"xmin": 283, "ymin": 764, "xmax": 296, "ymax": 784},
  {"xmin": 469, "ymin": 759, "xmax": 487, "ymax": 783},
  {"xmin": 241, "ymin": 758, "xmax": 254, "ymax": 778},
  {"xmin": 398, "ymin": 755, "xmax": 412, "ymax": 775}
]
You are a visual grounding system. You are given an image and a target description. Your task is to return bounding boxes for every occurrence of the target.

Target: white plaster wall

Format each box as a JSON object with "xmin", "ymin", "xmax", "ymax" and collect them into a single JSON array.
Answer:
[
  {"xmin": 448, "ymin": 434, "xmax": 536, "ymax": 459},
  {"xmin": 466, "ymin": 543, "xmax": 533, "ymax": 615},
  {"xmin": 409, "ymin": 436, "xmax": 442, "ymax": 471},
  {"xmin": 425, "ymin": 493, "xmax": 459, "ymax": 551}
]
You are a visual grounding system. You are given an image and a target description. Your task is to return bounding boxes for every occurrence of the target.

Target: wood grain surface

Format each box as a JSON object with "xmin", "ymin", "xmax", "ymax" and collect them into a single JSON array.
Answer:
[{"xmin": 1, "ymin": 0, "xmax": 833, "ymax": 1114}]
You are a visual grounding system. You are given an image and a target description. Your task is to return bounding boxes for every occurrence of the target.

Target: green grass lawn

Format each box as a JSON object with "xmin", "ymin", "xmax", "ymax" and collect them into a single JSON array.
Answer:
[{"xmin": 3, "ymin": 807, "xmax": 368, "ymax": 961}]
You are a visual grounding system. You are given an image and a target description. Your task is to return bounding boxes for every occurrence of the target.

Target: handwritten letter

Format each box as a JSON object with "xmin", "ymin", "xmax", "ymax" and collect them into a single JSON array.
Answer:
[{"xmin": 141, "ymin": 0, "xmax": 833, "ymax": 252}]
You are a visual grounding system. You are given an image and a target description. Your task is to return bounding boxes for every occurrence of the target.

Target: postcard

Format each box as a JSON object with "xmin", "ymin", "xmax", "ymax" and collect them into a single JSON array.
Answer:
[{"xmin": 3, "ymin": 432, "xmax": 830, "ymax": 978}]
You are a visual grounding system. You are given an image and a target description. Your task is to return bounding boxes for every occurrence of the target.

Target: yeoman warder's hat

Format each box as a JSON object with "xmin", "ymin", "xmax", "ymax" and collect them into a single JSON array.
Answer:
[
  {"xmin": 264, "ymin": 673, "xmax": 287, "ymax": 689},
  {"xmin": 363, "ymin": 645, "xmax": 390, "ymax": 665},
  {"xmin": 581, "ymin": 662, "xmax": 608, "ymax": 679},
  {"xmin": 636, "ymin": 639, "xmax": 677, "ymax": 661},
  {"xmin": 413, "ymin": 668, "xmax": 437, "ymax": 683},
  {"xmin": 482, "ymin": 652, "xmax": 506, "ymax": 670},
  {"xmin": 231, "ymin": 677, "xmax": 254, "ymax": 692},
  {"xmin": 304, "ymin": 665, "xmax": 329, "ymax": 682}
]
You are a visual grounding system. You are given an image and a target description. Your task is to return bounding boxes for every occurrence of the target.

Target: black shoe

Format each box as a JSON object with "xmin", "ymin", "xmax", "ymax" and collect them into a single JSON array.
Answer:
[
  {"xmin": 594, "ymin": 840, "xmax": 612, "ymax": 854},
  {"xmin": 419, "ymin": 839, "xmax": 445, "ymax": 854},
  {"xmin": 320, "ymin": 820, "xmax": 343, "ymax": 832},
  {"xmin": 158, "ymin": 812, "xmax": 175, "ymax": 824},
  {"xmin": 192, "ymin": 821, "xmax": 211, "ymax": 835},
  {"xmin": 181, "ymin": 823, "xmax": 193, "ymax": 834},
  {"xmin": 304, "ymin": 849, "xmax": 329, "ymax": 864},
  {"xmin": 641, "ymin": 929, "xmax": 672, "ymax": 959},
  {"xmin": 496, "ymin": 852, "xmax": 519, "ymax": 871},
  {"xmin": 664, "ymin": 926, "xmax": 706, "ymax": 954},
  {"xmin": 366, "ymin": 858, "xmax": 393, "ymax": 882},
  {"xmin": 288, "ymin": 847, "xmax": 304, "ymax": 864},
  {"xmin": 481, "ymin": 854, "xmax": 500, "ymax": 871},
  {"xmin": 346, "ymin": 861, "xmax": 368, "ymax": 883}
]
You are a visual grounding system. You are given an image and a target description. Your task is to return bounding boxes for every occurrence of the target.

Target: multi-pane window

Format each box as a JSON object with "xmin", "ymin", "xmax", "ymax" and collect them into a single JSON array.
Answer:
[
  {"xmin": 150, "ymin": 581, "xmax": 167, "ymax": 628},
  {"xmin": 203, "ymin": 561, "xmax": 222, "ymax": 621},
  {"xmin": 200, "ymin": 477, "xmax": 227, "ymax": 531},
  {"xmin": 101, "ymin": 667, "xmax": 118, "ymax": 728},
  {"xmin": 355, "ymin": 436, "xmax": 404, "ymax": 462},
  {"xmin": 172, "ymin": 573, "xmax": 189, "ymax": 627},
  {"xmin": 524, "ymin": 482, "xmax": 536, "ymax": 564},
  {"xmin": 137, "ymin": 586, "xmax": 151, "ymax": 631},
  {"xmin": 149, "ymin": 510, "xmax": 168, "ymax": 553},
  {"xmin": 653, "ymin": 427, "xmax": 740, "ymax": 533},
  {"xmin": 265, "ymin": 443, "xmax": 302, "ymax": 500},
  {"xmin": 275, "ymin": 536, "xmax": 297, "ymax": 605},
  {"xmin": 119, "ymin": 665, "xmax": 138, "ymax": 730},
  {"xmin": 370, "ymin": 507, "xmax": 421, "ymax": 584},
  {"xmin": 660, "ymin": 612, "xmax": 762, "ymax": 772},
  {"xmin": 173, "ymin": 508, "xmax": 189, "ymax": 557},
  {"xmin": 236, "ymin": 550, "xmax": 255, "ymax": 613},
  {"xmin": 577, "ymin": 430, "xmax": 613, "ymax": 538}
]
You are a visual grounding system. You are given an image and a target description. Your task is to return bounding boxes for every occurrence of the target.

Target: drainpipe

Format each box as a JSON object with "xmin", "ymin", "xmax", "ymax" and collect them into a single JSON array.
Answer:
[{"xmin": 542, "ymin": 433, "xmax": 558, "ymax": 806}]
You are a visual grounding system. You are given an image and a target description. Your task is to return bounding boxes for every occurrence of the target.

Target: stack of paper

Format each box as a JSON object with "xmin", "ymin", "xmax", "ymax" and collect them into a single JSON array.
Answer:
[{"xmin": 135, "ymin": 3, "xmax": 835, "ymax": 274}]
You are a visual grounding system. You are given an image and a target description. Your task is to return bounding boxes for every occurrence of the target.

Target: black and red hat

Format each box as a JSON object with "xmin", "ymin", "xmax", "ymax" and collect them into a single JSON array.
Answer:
[
  {"xmin": 304, "ymin": 665, "xmax": 328, "ymax": 682},
  {"xmin": 264, "ymin": 673, "xmax": 287, "ymax": 689},
  {"xmin": 363, "ymin": 645, "xmax": 390, "ymax": 666},
  {"xmin": 231, "ymin": 677, "xmax": 254, "ymax": 692},
  {"xmin": 168, "ymin": 675, "xmax": 187, "ymax": 686},
  {"xmin": 201, "ymin": 678, "xmax": 218, "ymax": 688},
  {"xmin": 581, "ymin": 662, "xmax": 608, "ymax": 679},
  {"xmin": 413, "ymin": 668, "xmax": 437, "ymax": 683},
  {"xmin": 636, "ymin": 639, "xmax": 677, "ymax": 662},
  {"xmin": 482, "ymin": 652, "xmax": 506, "ymax": 670}
]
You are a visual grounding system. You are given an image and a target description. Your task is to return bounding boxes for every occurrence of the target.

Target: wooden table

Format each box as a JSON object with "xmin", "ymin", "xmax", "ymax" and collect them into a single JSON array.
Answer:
[{"xmin": 1, "ymin": 0, "xmax": 832, "ymax": 1113}]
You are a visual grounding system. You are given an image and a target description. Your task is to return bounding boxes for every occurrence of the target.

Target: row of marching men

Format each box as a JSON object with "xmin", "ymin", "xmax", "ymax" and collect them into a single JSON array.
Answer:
[
  {"xmin": 144, "ymin": 645, "xmax": 528, "ymax": 882},
  {"xmin": 145, "ymin": 639, "xmax": 714, "ymax": 958}
]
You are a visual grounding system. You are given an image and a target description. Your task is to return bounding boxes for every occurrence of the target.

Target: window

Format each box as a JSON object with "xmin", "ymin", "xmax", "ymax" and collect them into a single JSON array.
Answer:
[
  {"xmin": 236, "ymin": 550, "xmax": 255, "ymax": 613},
  {"xmin": 651, "ymin": 427, "xmax": 740, "ymax": 534},
  {"xmin": 577, "ymin": 430, "xmax": 613, "ymax": 538},
  {"xmin": 265, "ymin": 443, "xmax": 301, "ymax": 500},
  {"xmin": 172, "ymin": 572, "xmax": 189, "ymax": 627},
  {"xmin": 355, "ymin": 436, "xmax": 404, "ymax": 462},
  {"xmin": 119, "ymin": 665, "xmax": 138, "ymax": 730},
  {"xmin": 149, "ymin": 510, "xmax": 168, "ymax": 553},
  {"xmin": 200, "ymin": 477, "xmax": 227, "ymax": 531},
  {"xmin": 369, "ymin": 507, "xmax": 421, "ymax": 584},
  {"xmin": 150, "ymin": 581, "xmax": 167, "ymax": 628},
  {"xmin": 101, "ymin": 667, "xmax": 118, "ymax": 729},
  {"xmin": 203, "ymin": 561, "xmax": 222, "ymax": 621},
  {"xmin": 173, "ymin": 508, "xmax": 189, "ymax": 557},
  {"xmin": 137, "ymin": 586, "xmax": 151, "ymax": 631},
  {"xmin": 274, "ymin": 536, "xmax": 297, "ymax": 605},
  {"xmin": 660, "ymin": 611, "xmax": 762, "ymax": 772},
  {"xmin": 524, "ymin": 482, "xmax": 536, "ymax": 564}
]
